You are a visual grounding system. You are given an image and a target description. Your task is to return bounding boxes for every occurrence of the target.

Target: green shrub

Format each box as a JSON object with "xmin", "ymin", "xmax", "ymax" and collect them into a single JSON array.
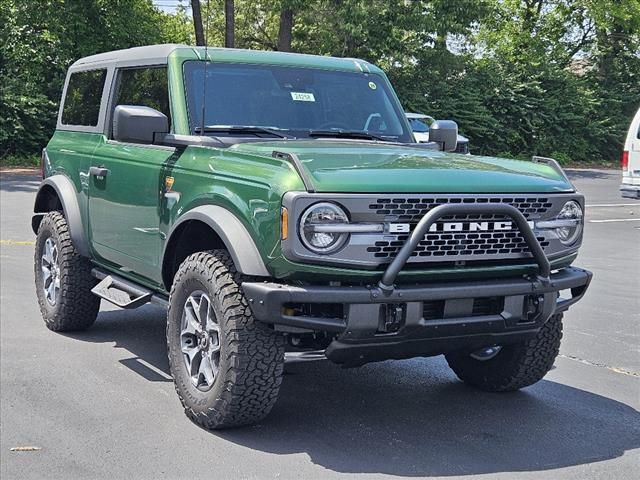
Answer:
[{"xmin": 0, "ymin": 154, "xmax": 40, "ymax": 168}]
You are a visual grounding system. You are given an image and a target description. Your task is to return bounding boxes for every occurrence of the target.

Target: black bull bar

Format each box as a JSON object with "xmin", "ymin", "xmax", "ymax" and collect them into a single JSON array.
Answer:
[{"xmin": 376, "ymin": 203, "xmax": 551, "ymax": 291}]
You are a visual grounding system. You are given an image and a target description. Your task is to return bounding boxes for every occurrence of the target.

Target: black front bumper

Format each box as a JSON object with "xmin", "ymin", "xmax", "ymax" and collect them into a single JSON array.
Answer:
[
  {"xmin": 242, "ymin": 266, "xmax": 592, "ymax": 366},
  {"xmin": 245, "ymin": 203, "xmax": 591, "ymax": 366}
]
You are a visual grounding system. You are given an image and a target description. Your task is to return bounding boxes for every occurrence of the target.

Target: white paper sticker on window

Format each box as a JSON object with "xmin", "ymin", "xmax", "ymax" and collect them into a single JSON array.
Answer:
[{"xmin": 290, "ymin": 92, "xmax": 316, "ymax": 102}]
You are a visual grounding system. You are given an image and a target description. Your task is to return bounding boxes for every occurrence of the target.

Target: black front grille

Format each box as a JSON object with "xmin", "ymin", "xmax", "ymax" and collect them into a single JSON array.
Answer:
[
  {"xmin": 365, "ymin": 196, "xmax": 553, "ymax": 261},
  {"xmin": 367, "ymin": 230, "xmax": 550, "ymax": 259},
  {"xmin": 369, "ymin": 196, "xmax": 553, "ymax": 222}
]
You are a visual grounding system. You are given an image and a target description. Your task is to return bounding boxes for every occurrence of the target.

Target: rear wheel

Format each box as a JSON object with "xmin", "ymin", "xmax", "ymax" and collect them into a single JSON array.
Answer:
[
  {"xmin": 445, "ymin": 314, "xmax": 563, "ymax": 392},
  {"xmin": 34, "ymin": 211, "xmax": 100, "ymax": 331},
  {"xmin": 167, "ymin": 250, "xmax": 285, "ymax": 429}
]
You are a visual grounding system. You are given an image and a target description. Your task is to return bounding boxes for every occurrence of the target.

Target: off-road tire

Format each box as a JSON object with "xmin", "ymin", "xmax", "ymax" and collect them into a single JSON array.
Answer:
[
  {"xmin": 167, "ymin": 250, "xmax": 285, "ymax": 429},
  {"xmin": 445, "ymin": 314, "xmax": 563, "ymax": 392},
  {"xmin": 34, "ymin": 211, "xmax": 100, "ymax": 331}
]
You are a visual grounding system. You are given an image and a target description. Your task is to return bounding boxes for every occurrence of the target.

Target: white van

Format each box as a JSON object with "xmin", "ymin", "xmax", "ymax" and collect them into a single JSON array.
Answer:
[{"xmin": 621, "ymin": 107, "xmax": 640, "ymax": 198}]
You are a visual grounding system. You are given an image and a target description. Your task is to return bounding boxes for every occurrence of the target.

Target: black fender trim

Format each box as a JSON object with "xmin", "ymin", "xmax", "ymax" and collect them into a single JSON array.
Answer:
[
  {"xmin": 164, "ymin": 205, "xmax": 270, "ymax": 277},
  {"xmin": 32, "ymin": 175, "xmax": 89, "ymax": 257}
]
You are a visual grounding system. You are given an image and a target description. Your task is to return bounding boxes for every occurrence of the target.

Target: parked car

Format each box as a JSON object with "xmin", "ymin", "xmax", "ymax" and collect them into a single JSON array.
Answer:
[
  {"xmin": 33, "ymin": 44, "xmax": 591, "ymax": 429},
  {"xmin": 621, "ymin": 107, "xmax": 640, "ymax": 198},
  {"xmin": 406, "ymin": 112, "xmax": 470, "ymax": 153}
]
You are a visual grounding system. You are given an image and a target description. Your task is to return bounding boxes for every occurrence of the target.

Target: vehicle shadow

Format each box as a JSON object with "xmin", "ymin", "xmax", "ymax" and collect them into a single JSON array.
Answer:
[
  {"xmin": 69, "ymin": 305, "xmax": 640, "ymax": 477},
  {"xmin": 223, "ymin": 363, "xmax": 640, "ymax": 477},
  {"xmin": 566, "ymin": 169, "xmax": 617, "ymax": 180},
  {"xmin": 0, "ymin": 173, "xmax": 41, "ymax": 193},
  {"xmin": 65, "ymin": 305, "xmax": 172, "ymax": 382}
]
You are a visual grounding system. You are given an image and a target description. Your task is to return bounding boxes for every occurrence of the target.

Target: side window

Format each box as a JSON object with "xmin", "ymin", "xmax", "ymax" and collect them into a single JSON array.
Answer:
[
  {"xmin": 112, "ymin": 67, "xmax": 171, "ymax": 135},
  {"xmin": 61, "ymin": 69, "xmax": 107, "ymax": 126}
]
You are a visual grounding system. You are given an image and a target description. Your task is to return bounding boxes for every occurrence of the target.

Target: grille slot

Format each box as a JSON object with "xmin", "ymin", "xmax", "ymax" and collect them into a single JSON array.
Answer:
[
  {"xmin": 423, "ymin": 301, "xmax": 445, "ymax": 320},
  {"xmin": 472, "ymin": 297, "xmax": 504, "ymax": 316}
]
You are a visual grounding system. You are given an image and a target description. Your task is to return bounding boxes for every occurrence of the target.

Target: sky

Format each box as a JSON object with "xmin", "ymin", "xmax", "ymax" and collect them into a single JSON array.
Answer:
[{"xmin": 152, "ymin": 0, "xmax": 191, "ymax": 15}]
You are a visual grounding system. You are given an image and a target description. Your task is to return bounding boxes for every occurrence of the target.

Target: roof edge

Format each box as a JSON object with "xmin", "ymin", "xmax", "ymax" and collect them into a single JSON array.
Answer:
[{"xmin": 71, "ymin": 44, "xmax": 188, "ymax": 68}]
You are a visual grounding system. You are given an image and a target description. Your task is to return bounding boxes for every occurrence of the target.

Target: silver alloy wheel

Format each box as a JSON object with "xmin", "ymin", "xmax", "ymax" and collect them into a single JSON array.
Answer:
[
  {"xmin": 41, "ymin": 237, "xmax": 60, "ymax": 306},
  {"xmin": 180, "ymin": 291, "xmax": 221, "ymax": 391},
  {"xmin": 470, "ymin": 346, "xmax": 503, "ymax": 361}
]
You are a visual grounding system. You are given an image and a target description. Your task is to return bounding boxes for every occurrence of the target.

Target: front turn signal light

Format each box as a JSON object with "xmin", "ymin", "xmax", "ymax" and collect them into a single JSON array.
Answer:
[{"xmin": 281, "ymin": 207, "xmax": 289, "ymax": 240}]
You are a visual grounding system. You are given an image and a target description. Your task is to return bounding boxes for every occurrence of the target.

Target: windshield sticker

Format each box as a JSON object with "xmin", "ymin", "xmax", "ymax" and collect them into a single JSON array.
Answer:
[
  {"xmin": 368, "ymin": 81, "xmax": 377, "ymax": 90},
  {"xmin": 290, "ymin": 92, "xmax": 316, "ymax": 102}
]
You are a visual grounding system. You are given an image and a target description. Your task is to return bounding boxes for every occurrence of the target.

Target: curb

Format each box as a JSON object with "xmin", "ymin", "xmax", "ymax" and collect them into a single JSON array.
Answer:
[{"xmin": 0, "ymin": 168, "xmax": 40, "ymax": 176}]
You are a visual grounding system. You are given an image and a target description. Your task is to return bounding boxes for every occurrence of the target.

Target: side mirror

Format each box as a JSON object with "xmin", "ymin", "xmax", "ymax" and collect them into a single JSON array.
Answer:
[
  {"xmin": 113, "ymin": 105, "xmax": 168, "ymax": 144},
  {"xmin": 429, "ymin": 120, "xmax": 458, "ymax": 152}
]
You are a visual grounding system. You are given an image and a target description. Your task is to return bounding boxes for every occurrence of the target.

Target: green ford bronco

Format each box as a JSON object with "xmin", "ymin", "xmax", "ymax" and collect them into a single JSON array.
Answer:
[{"xmin": 33, "ymin": 44, "xmax": 592, "ymax": 429}]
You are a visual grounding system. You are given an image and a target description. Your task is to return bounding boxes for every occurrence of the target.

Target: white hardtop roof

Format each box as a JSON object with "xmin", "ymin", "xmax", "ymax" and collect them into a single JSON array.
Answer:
[
  {"xmin": 70, "ymin": 44, "xmax": 188, "ymax": 69},
  {"xmin": 69, "ymin": 44, "xmax": 376, "ymax": 73}
]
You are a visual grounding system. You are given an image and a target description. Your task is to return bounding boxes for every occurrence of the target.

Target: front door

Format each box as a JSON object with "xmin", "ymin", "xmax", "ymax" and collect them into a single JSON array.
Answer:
[{"xmin": 88, "ymin": 66, "xmax": 175, "ymax": 284}]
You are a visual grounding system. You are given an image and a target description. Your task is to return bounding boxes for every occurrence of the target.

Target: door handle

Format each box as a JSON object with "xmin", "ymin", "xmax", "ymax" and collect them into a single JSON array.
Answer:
[{"xmin": 89, "ymin": 166, "xmax": 109, "ymax": 177}]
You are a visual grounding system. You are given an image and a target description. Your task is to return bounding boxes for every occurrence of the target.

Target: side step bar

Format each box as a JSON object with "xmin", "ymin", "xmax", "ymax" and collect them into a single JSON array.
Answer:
[{"xmin": 91, "ymin": 269, "xmax": 168, "ymax": 309}]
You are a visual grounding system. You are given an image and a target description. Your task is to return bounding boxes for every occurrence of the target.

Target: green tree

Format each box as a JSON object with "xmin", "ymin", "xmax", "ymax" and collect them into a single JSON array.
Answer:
[
  {"xmin": 0, "ymin": 0, "xmax": 191, "ymax": 157},
  {"xmin": 472, "ymin": 0, "xmax": 640, "ymax": 161},
  {"xmin": 2, "ymin": 0, "xmax": 638, "ymax": 164}
]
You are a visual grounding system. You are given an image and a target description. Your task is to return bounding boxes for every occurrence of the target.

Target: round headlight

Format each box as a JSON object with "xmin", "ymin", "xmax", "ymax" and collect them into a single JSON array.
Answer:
[
  {"xmin": 299, "ymin": 202, "xmax": 349, "ymax": 254},
  {"xmin": 556, "ymin": 200, "xmax": 583, "ymax": 245}
]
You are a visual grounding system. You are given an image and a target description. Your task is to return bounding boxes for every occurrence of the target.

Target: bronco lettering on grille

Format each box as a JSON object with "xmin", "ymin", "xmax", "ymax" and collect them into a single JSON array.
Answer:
[{"xmin": 389, "ymin": 221, "xmax": 536, "ymax": 234}]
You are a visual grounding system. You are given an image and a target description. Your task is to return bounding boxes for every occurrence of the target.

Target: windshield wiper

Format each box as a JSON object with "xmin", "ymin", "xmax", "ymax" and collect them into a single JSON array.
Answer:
[
  {"xmin": 194, "ymin": 125, "xmax": 293, "ymax": 139},
  {"xmin": 307, "ymin": 129, "xmax": 393, "ymax": 142}
]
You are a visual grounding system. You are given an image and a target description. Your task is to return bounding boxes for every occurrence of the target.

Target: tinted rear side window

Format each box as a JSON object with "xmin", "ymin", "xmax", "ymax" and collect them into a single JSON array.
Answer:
[
  {"xmin": 61, "ymin": 69, "xmax": 107, "ymax": 126},
  {"xmin": 113, "ymin": 67, "xmax": 170, "ymax": 127}
]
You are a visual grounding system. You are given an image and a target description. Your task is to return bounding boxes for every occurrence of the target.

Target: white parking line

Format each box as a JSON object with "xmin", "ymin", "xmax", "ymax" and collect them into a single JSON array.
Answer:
[
  {"xmin": 134, "ymin": 358, "xmax": 173, "ymax": 380},
  {"xmin": 586, "ymin": 203, "xmax": 639, "ymax": 207},
  {"xmin": 588, "ymin": 218, "xmax": 640, "ymax": 223}
]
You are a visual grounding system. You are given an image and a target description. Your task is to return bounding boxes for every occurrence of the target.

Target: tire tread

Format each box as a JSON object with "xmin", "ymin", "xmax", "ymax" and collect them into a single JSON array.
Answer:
[
  {"xmin": 445, "ymin": 314, "xmax": 563, "ymax": 392},
  {"xmin": 167, "ymin": 250, "xmax": 284, "ymax": 429},
  {"xmin": 34, "ymin": 211, "xmax": 99, "ymax": 332}
]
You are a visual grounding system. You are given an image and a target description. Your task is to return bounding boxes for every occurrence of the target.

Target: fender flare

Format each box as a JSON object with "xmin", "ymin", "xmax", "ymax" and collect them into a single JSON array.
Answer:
[
  {"xmin": 165, "ymin": 205, "xmax": 270, "ymax": 277},
  {"xmin": 32, "ymin": 175, "xmax": 90, "ymax": 257}
]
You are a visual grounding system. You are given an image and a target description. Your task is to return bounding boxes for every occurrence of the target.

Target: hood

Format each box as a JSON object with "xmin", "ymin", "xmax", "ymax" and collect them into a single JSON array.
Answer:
[{"xmin": 232, "ymin": 140, "xmax": 574, "ymax": 194}]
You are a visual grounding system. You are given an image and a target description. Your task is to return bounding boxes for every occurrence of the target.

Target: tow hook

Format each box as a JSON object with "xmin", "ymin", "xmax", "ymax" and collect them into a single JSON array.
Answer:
[
  {"xmin": 379, "ymin": 304, "xmax": 406, "ymax": 333},
  {"xmin": 524, "ymin": 294, "xmax": 546, "ymax": 322}
]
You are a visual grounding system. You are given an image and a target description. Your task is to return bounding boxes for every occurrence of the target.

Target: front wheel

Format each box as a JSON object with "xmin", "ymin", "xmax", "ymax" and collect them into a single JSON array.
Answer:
[
  {"xmin": 445, "ymin": 314, "xmax": 563, "ymax": 392},
  {"xmin": 34, "ymin": 211, "xmax": 100, "ymax": 331},
  {"xmin": 167, "ymin": 250, "xmax": 285, "ymax": 429}
]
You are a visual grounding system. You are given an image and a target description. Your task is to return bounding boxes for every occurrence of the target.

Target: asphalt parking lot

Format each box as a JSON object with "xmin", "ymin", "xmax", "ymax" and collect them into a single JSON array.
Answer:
[{"xmin": 1, "ymin": 168, "xmax": 638, "ymax": 480}]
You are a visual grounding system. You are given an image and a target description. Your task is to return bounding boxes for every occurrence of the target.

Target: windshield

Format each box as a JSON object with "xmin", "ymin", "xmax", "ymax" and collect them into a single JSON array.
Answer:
[{"xmin": 183, "ymin": 61, "xmax": 413, "ymax": 142}]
